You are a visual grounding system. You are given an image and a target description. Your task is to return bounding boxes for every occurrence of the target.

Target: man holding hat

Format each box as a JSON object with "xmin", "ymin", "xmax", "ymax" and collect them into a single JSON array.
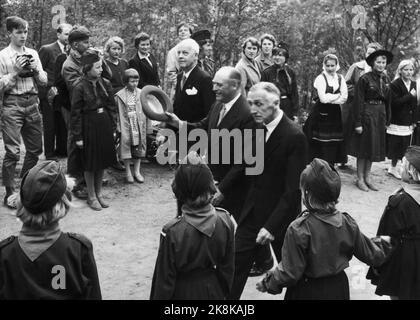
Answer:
[
  {"xmin": 256, "ymin": 158, "xmax": 393, "ymax": 300},
  {"xmin": 0, "ymin": 161, "xmax": 101, "ymax": 299},
  {"xmin": 191, "ymin": 29, "xmax": 215, "ymax": 77},
  {"xmin": 367, "ymin": 146, "xmax": 420, "ymax": 300}
]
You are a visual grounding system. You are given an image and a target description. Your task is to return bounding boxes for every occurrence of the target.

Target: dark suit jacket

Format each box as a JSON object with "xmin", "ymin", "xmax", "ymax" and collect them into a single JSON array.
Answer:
[
  {"xmin": 39, "ymin": 41, "xmax": 63, "ymax": 91},
  {"xmin": 237, "ymin": 115, "xmax": 307, "ymax": 250},
  {"xmin": 389, "ymin": 78, "xmax": 417, "ymax": 126},
  {"xmin": 173, "ymin": 65, "xmax": 215, "ymax": 122},
  {"xmin": 128, "ymin": 53, "xmax": 160, "ymax": 89},
  {"xmin": 188, "ymin": 95, "xmax": 256, "ymax": 218}
]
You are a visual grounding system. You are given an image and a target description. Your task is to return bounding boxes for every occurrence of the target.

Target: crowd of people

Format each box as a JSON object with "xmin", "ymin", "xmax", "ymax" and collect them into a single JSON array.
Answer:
[{"xmin": 0, "ymin": 15, "xmax": 420, "ymax": 300}]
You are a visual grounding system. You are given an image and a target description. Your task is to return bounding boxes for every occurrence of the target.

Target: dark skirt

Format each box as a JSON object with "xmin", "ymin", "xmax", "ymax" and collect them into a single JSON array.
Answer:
[
  {"xmin": 285, "ymin": 271, "xmax": 350, "ymax": 300},
  {"xmin": 349, "ymin": 103, "xmax": 386, "ymax": 162},
  {"xmin": 304, "ymin": 101, "xmax": 345, "ymax": 164},
  {"xmin": 386, "ymin": 134, "xmax": 411, "ymax": 161},
  {"xmin": 82, "ymin": 111, "xmax": 117, "ymax": 172}
]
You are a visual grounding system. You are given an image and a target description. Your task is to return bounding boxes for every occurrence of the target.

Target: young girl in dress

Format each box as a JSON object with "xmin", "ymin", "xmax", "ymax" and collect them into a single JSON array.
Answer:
[
  {"xmin": 115, "ymin": 69, "xmax": 151, "ymax": 183},
  {"xmin": 71, "ymin": 49, "xmax": 118, "ymax": 211},
  {"xmin": 386, "ymin": 60, "xmax": 417, "ymax": 179}
]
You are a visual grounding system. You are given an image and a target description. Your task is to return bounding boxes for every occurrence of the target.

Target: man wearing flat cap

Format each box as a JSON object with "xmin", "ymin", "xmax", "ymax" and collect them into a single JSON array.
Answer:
[
  {"xmin": 192, "ymin": 29, "xmax": 215, "ymax": 78},
  {"xmin": 0, "ymin": 161, "xmax": 101, "ymax": 299}
]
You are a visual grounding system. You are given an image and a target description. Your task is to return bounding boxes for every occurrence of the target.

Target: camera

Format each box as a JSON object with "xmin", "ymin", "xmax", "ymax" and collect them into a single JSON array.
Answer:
[{"xmin": 17, "ymin": 54, "xmax": 34, "ymax": 78}]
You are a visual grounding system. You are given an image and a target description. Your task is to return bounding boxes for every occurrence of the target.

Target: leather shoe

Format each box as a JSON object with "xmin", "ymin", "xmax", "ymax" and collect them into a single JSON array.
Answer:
[
  {"xmin": 87, "ymin": 199, "xmax": 102, "ymax": 211},
  {"xmin": 96, "ymin": 196, "xmax": 109, "ymax": 208},
  {"xmin": 356, "ymin": 180, "xmax": 369, "ymax": 192}
]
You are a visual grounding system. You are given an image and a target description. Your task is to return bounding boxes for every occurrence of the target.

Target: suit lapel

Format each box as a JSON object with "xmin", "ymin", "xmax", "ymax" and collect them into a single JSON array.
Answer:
[
  {"xmin": 210, "ymin": 102, "xmax": 224, "ymax": 129},
  {"xmin": 264, "ymin": 115, "xmax": 288, "ymax": 160},
  {"xmin": 53, "ymin": 42, "xmax": 62, "ymax": 56},
  {"xmin": 217, "ymin": 96, "xmax": 243, "ymax": 129},
  {"xmin": 182, "ymin": 66, "xmax": 199, "ymax": 93}
]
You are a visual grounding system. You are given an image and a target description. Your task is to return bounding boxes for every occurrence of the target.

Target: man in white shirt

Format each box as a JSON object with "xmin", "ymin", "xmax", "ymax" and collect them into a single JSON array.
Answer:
[{"xmin": 0, "ymin": 16, "xmax": 47, "ymax": 208}]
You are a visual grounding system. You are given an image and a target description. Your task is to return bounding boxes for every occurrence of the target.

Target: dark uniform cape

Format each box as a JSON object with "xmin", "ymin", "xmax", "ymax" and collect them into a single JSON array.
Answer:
[
  {"xmin": 262, "ymin": 210, "xmax": 392, "ymax": 300},
  {"xmin": 367, "ymin": 187, "xmax": 420, "ymax": 299},
  {"xmin": 0, "ymin": 232, "xmax": 101, "ymax": 300},
  {"xmin": 150, "ymin": 207, "xmax": 235, "ymax": 300}
]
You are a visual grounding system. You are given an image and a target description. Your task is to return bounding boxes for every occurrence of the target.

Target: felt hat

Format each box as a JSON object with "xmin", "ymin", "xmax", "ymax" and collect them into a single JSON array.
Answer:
[
  {"xmin": 405, "ymin": 146, "xmax": 420, "ymax": 172},
  {"xmin": 20, "ymin": 161, "xmax": 67, "ymax": 214},
  {"xmin": 300, "ymin": 158, "xmax": 341, "ymax": 203},
  {"xmin": 68, "ymin": 26, "xmax": 90, "ymax": 44},
  {"xmin": 191, "ymin": 30, "xmax": 211, "ymax": 45},
  {"xmin": 81, "ymin": 48, "xmax": 100, "ymax": 66},
  {"xmin": 366, "ymin": 49, "xmax": 393, "ymax": 67},
  {"xmin": 140, "ymin": 85, "xmax": 173, "ymax": 121}
]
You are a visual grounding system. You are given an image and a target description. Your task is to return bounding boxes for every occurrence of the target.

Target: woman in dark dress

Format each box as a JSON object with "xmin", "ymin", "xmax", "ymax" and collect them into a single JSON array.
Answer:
[
  {"xmin": 0, "ymin": 161, "xmax": 101, "ymax": 299},
  {"xmin": 71, "ymin": 49, "xmax": 117, "ymax": 211},
  {"xmin": 150, "ymin": 153, "xmax": 235, "ymax": 300},
  {"xmin": 351, "ymin": 49, "xmax": 393, "ymax": 191},
  {"xmin": 256, "ymin": 158, "xmax": 392, "ymax": 300},
  {"xmin": 261, "ymin": 46, "xmax": 299, "ymax": 121},
  {"xmin": 387, "ymin": 60, "xmax": 417, "ymax": 179},
  {"xmin": 367, "ymin": 146, "xmax": 420, "ymax": 300},
  {"xmin": 304, "ymin": 54, "xmax": 348, "ymax": 165},
  {"xmin": 104, "ymin": 36, "xmax": 129, "ymax": 95}
]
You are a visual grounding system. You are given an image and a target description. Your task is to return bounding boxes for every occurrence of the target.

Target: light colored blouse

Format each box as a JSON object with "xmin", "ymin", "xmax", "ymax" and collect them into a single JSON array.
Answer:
[{"xmin": 314, "ymin": 71, "xmax": 348, "ymax": 105}]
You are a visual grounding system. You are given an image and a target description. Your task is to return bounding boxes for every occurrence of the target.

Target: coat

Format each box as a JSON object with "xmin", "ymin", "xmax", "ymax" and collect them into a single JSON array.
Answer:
[
  {"xmin": 237, "ymin": 115, "xmax": 308, "ymax": 259},
  {"xmin": 173, "ymin": 65, "xmax": 215, "ymax": 122},
  {"xmin": 38, "ymin": 41, "xmax": 63, "ymax": 94},
  {"xmin": 187, "ymin": 95, "xmax": 256, "ymax": 219},
  {"xmin": 128, "ymin": 53, "xmax": 160, "ymax": 89},
  {"xmin": 235, "ymin": 55, "xmax": 261, "ymax": 96},
  {"xmin": 389, "ymin": 78, "xmax": 417, "ymax": 126},
  {"xmin": 150, "ymin": 206, "xmax": 235, "ymax": 300},
  {"xmin": 115, "ymin": 87, "xmax": 152, "ymax": 159},
  {"xmin": 0, "ymin": 232, "xmax": 101, "ymax": 300}
]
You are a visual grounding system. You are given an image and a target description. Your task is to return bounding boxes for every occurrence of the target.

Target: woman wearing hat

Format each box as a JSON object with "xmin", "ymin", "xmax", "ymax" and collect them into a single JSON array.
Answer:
[
  {"xmin": 235, "ymin": 37, "xmax": 261, "ymax": 96},
  {"xmin": 71, "ymin": 49, "xmax": 118, "ymax": 211},
  {"xmin": 256, "ymin": 158, "xmax": 392, "ymax": 300},
  {"xmin": 386, "ymin": 60, "xmax": 417, "ymax": 179},
  {"xmin": 304, "ymin": 54, "xmax": 348, "ymax": 165},
  {"xmin": 150, "ymin": 153, "xmax": 235, "ymax": 300},
  {"xmin": 261, "ymin": 46, "xmax": 299, "ymax": 120},
  {"xmin": 367, "ymin": 146, "xmax": 420, "ymax": 299},
  {"xmin": 351, "ymin": 49, "xmax": 393, "ymax": 191},
  {"xmin": 0, "ymin": 161, "xmax": 101, "ymax": 299}
]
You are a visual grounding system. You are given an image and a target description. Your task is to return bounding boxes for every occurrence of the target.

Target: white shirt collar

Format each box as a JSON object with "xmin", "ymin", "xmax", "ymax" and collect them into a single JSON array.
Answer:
[
  {"xmin": 57, "ymin": 40, "xmax": 65, "ymax": 53},
  {"xmin": 223, "ymin": 93, "xmax": 241, "ymax": 113},
  {"xmin": 183, "ymin": 65, "xmax": 196, "ymax": 80},
  {"xmin": 265, "ymin": 110, "xmax": 284, "ymax": 141},
  {"xmin": 138, "ymin": 51, "xmax": 150, "ymax": 59}
]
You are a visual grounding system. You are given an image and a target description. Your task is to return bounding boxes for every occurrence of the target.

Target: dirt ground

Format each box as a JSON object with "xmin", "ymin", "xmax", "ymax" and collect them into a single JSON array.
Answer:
[{"xmin": 0, "ymin": 144, "xmax": 400, "ymax": 300}]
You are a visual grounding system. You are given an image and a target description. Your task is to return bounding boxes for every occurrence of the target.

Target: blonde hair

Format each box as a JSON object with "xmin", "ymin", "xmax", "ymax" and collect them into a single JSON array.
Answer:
[
  {"xmin": 104, "ymin": 36, "xmax": 125, "ymax": 54},
  {"xmin": 394, "ymin": 59, "xmax": 415, "ymax": 81}
]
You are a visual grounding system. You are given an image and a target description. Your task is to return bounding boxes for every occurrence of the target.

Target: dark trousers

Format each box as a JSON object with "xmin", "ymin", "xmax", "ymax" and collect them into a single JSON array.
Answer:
[
  {"xmin": 1, "ymin": 94, "xmax": 43, "ymax": 189},
  {"xmin": 40, "ymin": 96, "xmax": 67, "ymax": 158}
]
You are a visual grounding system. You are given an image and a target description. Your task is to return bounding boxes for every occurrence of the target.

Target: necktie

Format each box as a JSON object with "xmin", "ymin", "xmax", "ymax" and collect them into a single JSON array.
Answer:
[
  {"xmin": 264, "ymin": 125, "xmax": 269, "ymax": 142},
  {"xmin": 181, "ymin": 74, "xmax": 187, "ymax": 91},
  {"xmin": 217, "ymin": 104, "xmax": 226, "ymax": 126}
]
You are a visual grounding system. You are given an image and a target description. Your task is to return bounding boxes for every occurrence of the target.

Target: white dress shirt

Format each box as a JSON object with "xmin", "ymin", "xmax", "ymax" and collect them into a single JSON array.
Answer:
[{"xmin": 265, "ymin": 109, "xmax": 283, "ymax": 142}]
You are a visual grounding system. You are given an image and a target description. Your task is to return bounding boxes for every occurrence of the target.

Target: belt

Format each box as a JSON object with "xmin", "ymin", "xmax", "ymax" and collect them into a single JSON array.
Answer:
[
  {"xmin": 84, "ymin": 107, "xmax": 104, "ymax": 114},
  {"xmin": 366, "ymin": 100, "xmax": 384, "ymax": 105}
]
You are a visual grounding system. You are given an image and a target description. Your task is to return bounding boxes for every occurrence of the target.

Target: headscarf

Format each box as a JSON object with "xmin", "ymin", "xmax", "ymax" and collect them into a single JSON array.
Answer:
[{"xmin": 322, "ymin": 53, "xmax": 341, "ymax": 73}]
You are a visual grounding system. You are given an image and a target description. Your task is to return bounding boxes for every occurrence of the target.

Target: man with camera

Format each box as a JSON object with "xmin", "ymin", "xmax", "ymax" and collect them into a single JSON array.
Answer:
[{"xmin": 0, "ymin": 16, "xmax": 47, "ymax": 209}]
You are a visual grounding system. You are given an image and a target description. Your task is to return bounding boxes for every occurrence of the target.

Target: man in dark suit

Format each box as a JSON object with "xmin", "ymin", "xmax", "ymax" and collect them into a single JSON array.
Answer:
[
  {"xmin": 173, "ymin": 39, "xmax": 214, "ymax": 123},
  {"xmin": 38, "ymin": 23, "xmax": 72, "ymax": 159},
  {"xmin": 129, "ymin": 32, "xmax": 160, "ymax": 89},
  {"xmin": 166, "ymin": 66, "xmax": 256, "ymax": 219},
  {"xmin": 229, "ymin": 82, "xmax": 308, "ymax": 300}
]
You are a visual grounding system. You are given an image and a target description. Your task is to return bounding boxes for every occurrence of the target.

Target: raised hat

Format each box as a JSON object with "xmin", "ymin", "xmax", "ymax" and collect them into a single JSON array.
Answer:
[
  {"xmin": 140, "ymin": 85, "xmax": 173, "ymax": 121},
  {"xmin": 300, "ymin": 158, "xmax": 341, "ymax": 203},
  {"xmin": 20, "ymin": 161, "xmax": 67, "ymax": 214}
]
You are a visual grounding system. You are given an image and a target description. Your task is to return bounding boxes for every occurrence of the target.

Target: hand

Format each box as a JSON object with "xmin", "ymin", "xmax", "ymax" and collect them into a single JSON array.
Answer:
[
  {"xmin": 28, "ymin": 58, "xmax": 38, "ymax": 72},
  {"xmin": 256, "ymin": 279, "xmax": 267, "ymax": 293},
  {"xmin": 165, "ymin": 112, "xmax": 181, "ymax": 128},
  {"xmin": 355, "ymin": 126, "xmax": 363, "ymax": 134},
  {"xmin": 410, "ymin": 88, "xmax": 417, "ymax": 97},
  {"xmin": 75, "ymin": 140, "xmax": 83, "ymax": 148},
  {"xmin": 212, "ymin": 188, "xmax": 224, "ymax": 206},
  {"xmin": 168, "ymin": 71, "xmax": 177, "ymax": 83},
  {"xmin": 13, "ymin": 56, "xmax": 27, "ymax": 73},
  {"xmin": 256, "ymin": 228, "xmax": 275, "ymax": 245}
]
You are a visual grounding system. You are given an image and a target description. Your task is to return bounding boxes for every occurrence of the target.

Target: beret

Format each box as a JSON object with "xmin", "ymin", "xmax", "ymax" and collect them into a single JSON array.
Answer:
[
  {"xmin": 300, "ymin": 158, "xmax": 341, "ymax": 203},
  {"xmin": 20, "ymin": 161, "xmax": 67, "ymax": 214},
  {"xmin": 68, "ymin": 26, "xmax": 90, "ymax": 44},
  {"xmin": 405, "ymin": 146, "xmax": 420, "ymax": 172},
  {"xmin": 81, "ymin": 48, "xmax": 100, "ymax": 66}
]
